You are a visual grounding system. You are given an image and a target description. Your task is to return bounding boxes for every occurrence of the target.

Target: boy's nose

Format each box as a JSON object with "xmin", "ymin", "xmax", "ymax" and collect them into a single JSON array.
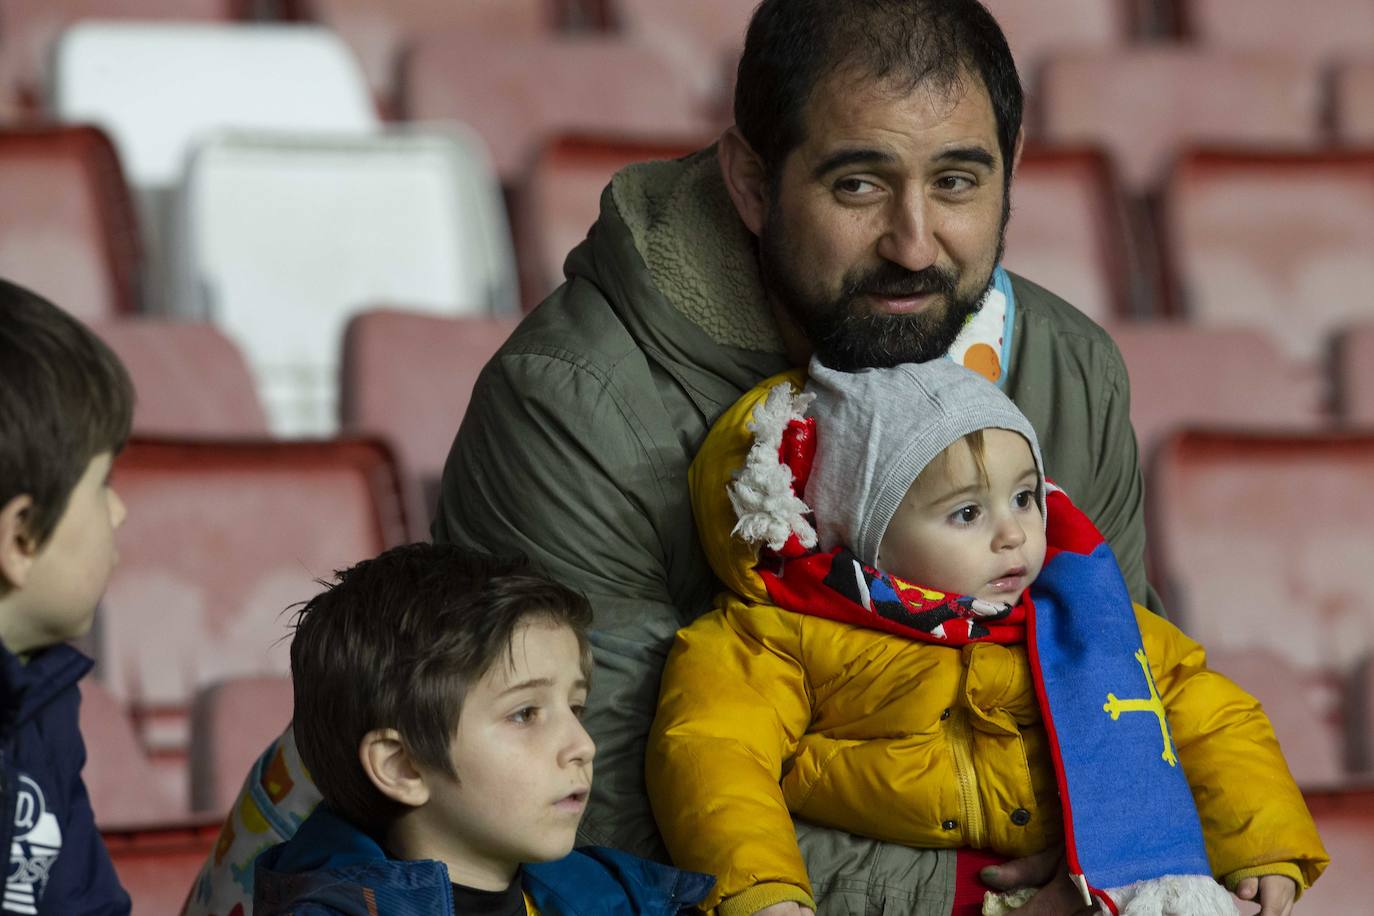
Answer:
[{"xmin": 564, "ymin": 716, "xmax": 596, "ymax": 767}]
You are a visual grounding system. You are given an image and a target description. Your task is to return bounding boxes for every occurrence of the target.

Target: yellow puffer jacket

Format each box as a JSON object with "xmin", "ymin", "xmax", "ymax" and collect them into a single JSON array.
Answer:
[{"xmin": 646, "ymin": 371, "xmax": 1328, "ymax": 916}]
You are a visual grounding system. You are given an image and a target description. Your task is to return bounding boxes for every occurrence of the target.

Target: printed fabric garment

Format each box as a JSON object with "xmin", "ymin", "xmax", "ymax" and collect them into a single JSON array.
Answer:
[
  {"xmin": 0, "ymin": 642, "xmax": 129, "ymax": 915},
  {"xmin": 253, "ymin": 804, "xmax": 712, "ymax": 916}
]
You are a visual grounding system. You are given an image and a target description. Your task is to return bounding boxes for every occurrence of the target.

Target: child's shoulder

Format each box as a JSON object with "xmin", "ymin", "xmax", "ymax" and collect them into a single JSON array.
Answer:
[{"xmin": 524, "ymin": 846, "xmax": 714, "ymax": 915}]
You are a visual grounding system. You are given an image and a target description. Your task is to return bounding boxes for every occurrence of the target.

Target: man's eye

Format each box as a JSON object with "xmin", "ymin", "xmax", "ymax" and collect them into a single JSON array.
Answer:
[
  {"xmin": 835, "ymin": 177, "xmax": 876, "ymax": 194},
  {"xmin": 935, "ymin": 174, "xmax": 974, "ymax": 192}
]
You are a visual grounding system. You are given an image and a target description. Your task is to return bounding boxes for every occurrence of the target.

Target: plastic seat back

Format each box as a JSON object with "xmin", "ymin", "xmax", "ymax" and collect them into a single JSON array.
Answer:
[
  {"xmin": 1148, "ymin": 431, "xmax": 1374, "ymax": 680},
  {"xmin": 168, "ymin": 128, "xmax": 514, "ymax": 435},
  {"xmin": 1040, "ymin": 48, "xmax": 1321, "ymax": 193},
  {"xmin": 78, "ymin": 680, "xmax": 187, "ymax": 826},
  {"xmin": 92, "ymin": 319, "xmax": 268, "ymax": 437},
  {"xmin": 1161, "ymin": 151, "xmax": 1374, "ymax": 362},
  {"xmin": 406, "ymin": 31, "xmax": 708, "ymax": 182},
  {"xmin": 189, "ymin": 676, "xmax": 293, "ymax": 814},
  {"xmin": 609, "ymin": 0, "xmax": 756, "ymax": 115},
  {"xmin": 99, "ymin": 438, "xmax": 406, "ymax": 781},
  {"xmin": 983, "ymin": 0, "xmax": 1133, "ymax": 80},
  {"xmin": 341, "ymin": 308, "xmax": 519, "ymax": 536},
  {"xmin": 0, "ymin": 126, "xmax": 141, "ymax": 321},
  {"xmin": 1180, "ymin": 0, "xmax": 1374, "ymax": 61},
  {"xmin": 1295, "ymin": 787, "xmax": 1374, "ymax": 912},
  {"xmin": 1106, "ymin": 323, "xmax": 1326, "ymax": 462},
  {"xmin": 1004, "ymin": 146, "xmax": 1135, "ymax": 322},
  {"xmin": 1334, "ymin": 57, "xmax": 1374, "ymax": 146}
]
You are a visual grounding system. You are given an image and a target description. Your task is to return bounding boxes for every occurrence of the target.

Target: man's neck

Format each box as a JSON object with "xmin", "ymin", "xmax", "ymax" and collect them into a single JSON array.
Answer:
[{"xmin": 768, "ymin": 294, "xmax": 814, "ymax": 368}]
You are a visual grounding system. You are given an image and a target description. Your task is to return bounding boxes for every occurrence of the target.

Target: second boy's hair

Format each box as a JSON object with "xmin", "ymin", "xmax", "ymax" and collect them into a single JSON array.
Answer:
[
  {"xmin": 0, "ymin": 279, "xmax": 134, "ymax": 547},
  {"xmin": 290, "ymin": 542, "xmax": 594, "ymax": 832}
]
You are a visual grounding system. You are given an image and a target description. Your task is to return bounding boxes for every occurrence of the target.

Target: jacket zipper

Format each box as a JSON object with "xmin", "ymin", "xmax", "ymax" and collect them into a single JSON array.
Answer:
[{"xmin": 947, "ymin": 709, "xmax": 986, "ymax": 848}]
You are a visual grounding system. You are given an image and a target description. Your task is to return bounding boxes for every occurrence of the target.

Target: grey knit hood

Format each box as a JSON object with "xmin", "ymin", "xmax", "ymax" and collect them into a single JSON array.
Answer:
[{"xmin": 803, "ymin": 357, "xmax": 1046, "ymax": 568}]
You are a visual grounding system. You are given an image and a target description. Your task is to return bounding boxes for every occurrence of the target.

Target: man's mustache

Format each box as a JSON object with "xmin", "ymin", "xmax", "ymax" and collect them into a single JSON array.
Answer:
[{"xmin": 842, "ymin": 263, "xmax": 959, "ymax": 300}]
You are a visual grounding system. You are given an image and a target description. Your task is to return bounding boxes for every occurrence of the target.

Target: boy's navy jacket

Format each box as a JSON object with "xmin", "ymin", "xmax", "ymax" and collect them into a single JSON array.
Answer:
[
  {"xmin": 254, "ymin": 805, "xmax": 714, "ymax": 916},
  {"xmin": 0, "ymin": 641, "xmax": 130, "ymax": 915}
]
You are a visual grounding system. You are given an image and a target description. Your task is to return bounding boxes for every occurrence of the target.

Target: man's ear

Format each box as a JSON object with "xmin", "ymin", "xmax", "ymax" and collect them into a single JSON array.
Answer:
[
  {"xmin": 360, "ymin": 729, "xmax": 430, "ymax": 808},
  {"xmin": 0, "ymin": 495, "xmax": 38, "ymax": 590},
  {"xmin": 718, "ymin": 126, "xmax": 770, "ymax": 237},
  {"xmin": 1008, "ymin": 127, "xmax": 1025, "ymax": 182}
]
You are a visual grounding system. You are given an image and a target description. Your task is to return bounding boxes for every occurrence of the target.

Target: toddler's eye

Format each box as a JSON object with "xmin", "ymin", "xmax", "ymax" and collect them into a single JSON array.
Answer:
[
  {"xmin": 951, "ymin": 505, "xmax": 980, "ymax": 524},
  {"xmin": 1014, "ymin": 490, "xmax": 1034, "ymax": 509}
]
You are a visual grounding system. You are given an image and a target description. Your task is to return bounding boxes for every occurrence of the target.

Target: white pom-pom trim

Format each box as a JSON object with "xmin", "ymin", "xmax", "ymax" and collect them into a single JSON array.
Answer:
[
  {"xmin": 1105, "ymin": 875, "xmax": 1238, "ymax": 916},
  {"xmin": 728, "ymin": 381, "xmax": 818, "ymax": 552}
]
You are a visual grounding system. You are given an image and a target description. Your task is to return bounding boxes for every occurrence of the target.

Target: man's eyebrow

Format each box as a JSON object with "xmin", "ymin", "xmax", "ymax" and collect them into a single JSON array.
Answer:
[
  {"xmin": 812, "ymin": 147, "xmax": 897, "ymax": 180},
  {"xmin": 933, "ymin": 146, "xmax": 997, "ymax": 170}
]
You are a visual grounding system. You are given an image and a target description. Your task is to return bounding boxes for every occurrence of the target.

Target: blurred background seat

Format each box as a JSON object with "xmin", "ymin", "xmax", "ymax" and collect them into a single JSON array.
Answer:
[
  {"xmin": 1003, "ymin": 145, "xmax": 1138, "ymax": 323},
  {"xmin": 1177, "ymin": 0, "xmax": 1374, "ymax": 61},
  {"xmin": 1105, "ymin": 323, "xmax": 1327, "ymax": 464},
  {"xmin": 0, "ymin": 125, "xmax": 142, "ymax": 321},
  {"xmin": 97, "ymin": 438, "xmax": 407, "ymax": 804},
  {"xmin": 91, "ymin": 319, "xmax": 269, "ymax": 437},
  {"xmin": 405, "ymin": 31, "xmax": 710, "ymax": 185},
  {"xmin": 1289, "ymin": 787, "xmax": 1374, "ymax": 912},
  {"xmin": 1333, "ymin": 56, "xmax": 1374, "ymax": 147},
  {"xmin": 340, "ymin": 308, "xmax": 520, "ymax": 537},
  {"xmin": 1038, "ymin": 48, "xmax": 1322, "ymax": 196},
  {"xmin": 188, "ymin": 676, "xmax": 293, "ymax": 814},
  {"xmin": 79, "ymin": 680, "xmax": 187, "ymax": 825},
  {"xmin": 1159, "ymin": 151, "xmax": 1374, "ymax": 363},
  {"xmin": 1336, "ymin": 322, "xmax": 1374, "ymax": 424},
  {"xmin": 167, "ymin": 128, "xmax": 514, "ymax": 435}
]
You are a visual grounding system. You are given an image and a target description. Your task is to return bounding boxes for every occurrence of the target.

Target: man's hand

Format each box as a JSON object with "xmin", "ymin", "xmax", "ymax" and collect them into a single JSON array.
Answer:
[
  {"xmin": 752, "ymin": 903, "xmax": 815, "ymax": 916},
  {"xmin": 1235, "ymin": 875, "xmax": 1297, "ymax": 916},
  {"xmin": 980, "ymin": 847, "xmax": 1097, "ymax": 915}
]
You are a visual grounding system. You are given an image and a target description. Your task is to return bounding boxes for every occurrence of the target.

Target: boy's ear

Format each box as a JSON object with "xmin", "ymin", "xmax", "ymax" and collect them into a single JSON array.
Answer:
[
  {"xmin": 0, "ymin": 495, "xmax": 39, "ymax": 590},
  {"xmin": 718, "ymin": 126, "xmax": 769, "ymax": 238},
  {"xmin": 360, "ymin": 728, "xmax": 429, "ymax": 808}
]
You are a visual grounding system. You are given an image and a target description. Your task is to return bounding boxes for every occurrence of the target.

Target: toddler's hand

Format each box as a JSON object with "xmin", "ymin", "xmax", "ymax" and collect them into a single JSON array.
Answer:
[
  {"xmin": 1235, "ymin": 874, "xmax": 1297, "ymax": 916},
  {"xmin": 752, "ymin": 904, "xmax": 814, "ymax": 916}
]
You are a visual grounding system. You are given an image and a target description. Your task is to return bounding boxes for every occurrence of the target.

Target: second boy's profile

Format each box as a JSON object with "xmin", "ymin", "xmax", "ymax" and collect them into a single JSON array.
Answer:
[
  {"xmin": 648, "ymin": 358, "xmax": 1327, "ymax": 916},
  {"xmin": 254, "ymin": 542, "xmax": 713, "ymax": 915}
]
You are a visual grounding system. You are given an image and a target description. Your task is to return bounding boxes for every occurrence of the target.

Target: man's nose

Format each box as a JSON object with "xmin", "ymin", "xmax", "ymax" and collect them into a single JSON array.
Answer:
[{"xmin": 875, "ymin": 191, "xmax": 939, "ymax": 273}]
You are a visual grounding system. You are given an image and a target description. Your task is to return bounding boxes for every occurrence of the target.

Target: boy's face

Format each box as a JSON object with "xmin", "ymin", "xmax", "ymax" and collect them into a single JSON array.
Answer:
[
  {"xmin": 419, "ymin": 619, "xmax": 594, "ymax": 888},
  {"xmin": 878, "ymin": 429, "xmax": 1045, "ymax": 605},
  {"xmin": 3, "ymin": 452, "xmax": 126, "ymax": 654}
]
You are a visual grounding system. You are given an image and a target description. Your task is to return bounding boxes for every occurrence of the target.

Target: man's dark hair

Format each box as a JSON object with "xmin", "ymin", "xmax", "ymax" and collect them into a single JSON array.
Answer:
[
  {"xmin": 0, "ymin": 279, "xmax": 134, "ymax": 547},
  {"xmin": 735, "ymin": 0, "xmax": 1023, "ymax": 185},
  {"xmin": 290, "ymin": 542, "xmax": 594, "ymax": 833}
]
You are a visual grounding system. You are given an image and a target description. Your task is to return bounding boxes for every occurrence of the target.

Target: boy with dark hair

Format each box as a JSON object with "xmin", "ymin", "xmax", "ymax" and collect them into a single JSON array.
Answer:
[
  {"xmin": 254, "ymin": 542, "xmax": 713, "ymax": 915},
  {"xmin": 0, "ymin": 279, "xmax": 134, "ymax": 914}
]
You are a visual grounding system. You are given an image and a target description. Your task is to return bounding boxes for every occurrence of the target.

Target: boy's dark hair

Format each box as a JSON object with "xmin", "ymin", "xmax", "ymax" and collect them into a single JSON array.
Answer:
[
  {"xmin": 0, "ymin": 279, "xmax": 134, "ymax": 546},
  {"xmin": 735, "ymin": 0, "xmax": 1023, "ymax": 189},
  {"xmin": 290, "ymin": 542, "xmax": 594, "ymax": 833}
]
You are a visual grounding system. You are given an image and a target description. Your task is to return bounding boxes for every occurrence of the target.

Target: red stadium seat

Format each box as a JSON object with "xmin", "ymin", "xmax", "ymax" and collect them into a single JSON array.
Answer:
[
  {"xmin": 99, "ymin": 438, "xmax": 407, "ymax": 802},
  {"xmin": 340, "ymin": 309, "xmax": 519, "ymax": 536},
  {"xmin": 79, "ymin": 680, "xmax": 187, "ymax": 825},
  {"xmin": 0, "ymin": 0, "xmax": 236, "ymax": 115},
  {"xmin": 92, "ymin": 320, "xmax": 269, "ymax": 437},
  {"xmin": 1179, "ymin": 0, "xmax": 1374, "ymax": 61},
  {"xmin": 1105, "ymin": 323, "xmax": 1326, "ymax": 463},
  {"xmin": 1160, "ymin": 151, "xmax": 1374, "ymax": 362},
  {"xmin": 513, "ymin": 135, "xmax": 701, "ymax": 306},
  {"xmin": 102, "ymin": 818, "xmax": 221, "ymax": 916},
  {"xmin": 189, "ymin": 677, "xmax": 293, "ymax": 814},
  {"xmin": 0, "ymin": 126, "xmax": 142, "ymax": 321},
  {"xmin": 1336, "ymin": 322, "xmax": 1374, "ymax": 424},
  {"xmin": 293, "ymin": 0, "xmax": 553, "ymax": 115},
  {"xmin": 405, "ymin": 31, "xmax": 710, "ymax": 183},
  {"xmin": 1334, "ymin": 56, "xmax": 1374, "ymax": 146},
  {"xmin": 1204, "ymin": 649, "xmax": 1344, "ymax": 788},
  {"xmin": 1005, "ymin": 146, "xmax": 1137, "ymax": 322},
  {"xmin": 1148, "ymin": 431, "xmax": 1374, "ymax": 684},
  {"xmin": 983, "ymin": 0, "xmax": 1135, "ymax": 80},
  {"xmin": 1039, "ymin": 48, "xmax": 1321, "ymax": 194}
]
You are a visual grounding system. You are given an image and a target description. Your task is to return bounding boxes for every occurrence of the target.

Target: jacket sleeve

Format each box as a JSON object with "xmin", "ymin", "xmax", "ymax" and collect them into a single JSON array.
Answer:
[
  {"xmin": 646, "ymin": 604, "xmax": 815, "ymax": 914},
  {"xmin": 1136, "ymin": 607, "xmax": 1329, "ymax": 891},
  {"xmin": 433, "ymin": 345, "xmax": 703, "ymax": 857},
  {"xmin": 44, "ymin": 718, "xmax": 131, "ymax": 916}
]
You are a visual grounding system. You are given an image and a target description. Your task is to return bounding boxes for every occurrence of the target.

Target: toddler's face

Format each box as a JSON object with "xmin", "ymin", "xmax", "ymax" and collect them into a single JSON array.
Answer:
[{"xmin": 878, "ymin": 429, "xmax": 1044, "ymax": 605}]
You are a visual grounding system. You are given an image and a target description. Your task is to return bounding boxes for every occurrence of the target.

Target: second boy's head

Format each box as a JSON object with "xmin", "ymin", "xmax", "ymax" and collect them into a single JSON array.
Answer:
[
  {"xmin": 0, "ymin": 280, "xmax": 133, "ymax": 655},
  {"xmin": 290, "ymin": 543, "xmax": 595, "ymax": 889},
  {"xmin": 806, "ymin": 357, "xmax": 1046, "ymax": 605}
]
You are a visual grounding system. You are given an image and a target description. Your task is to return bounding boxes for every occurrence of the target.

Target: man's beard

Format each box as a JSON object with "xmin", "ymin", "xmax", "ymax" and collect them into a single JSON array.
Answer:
[{"xmin": 761, "ymin": 206, "xmax": 1007, "ymax": 372}]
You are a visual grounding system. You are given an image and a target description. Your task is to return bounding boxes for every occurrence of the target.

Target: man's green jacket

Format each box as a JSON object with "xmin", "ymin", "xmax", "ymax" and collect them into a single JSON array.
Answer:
[{"xmin": 434, "ymin": 149, "xmax": 1156, "ymax": 913}]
